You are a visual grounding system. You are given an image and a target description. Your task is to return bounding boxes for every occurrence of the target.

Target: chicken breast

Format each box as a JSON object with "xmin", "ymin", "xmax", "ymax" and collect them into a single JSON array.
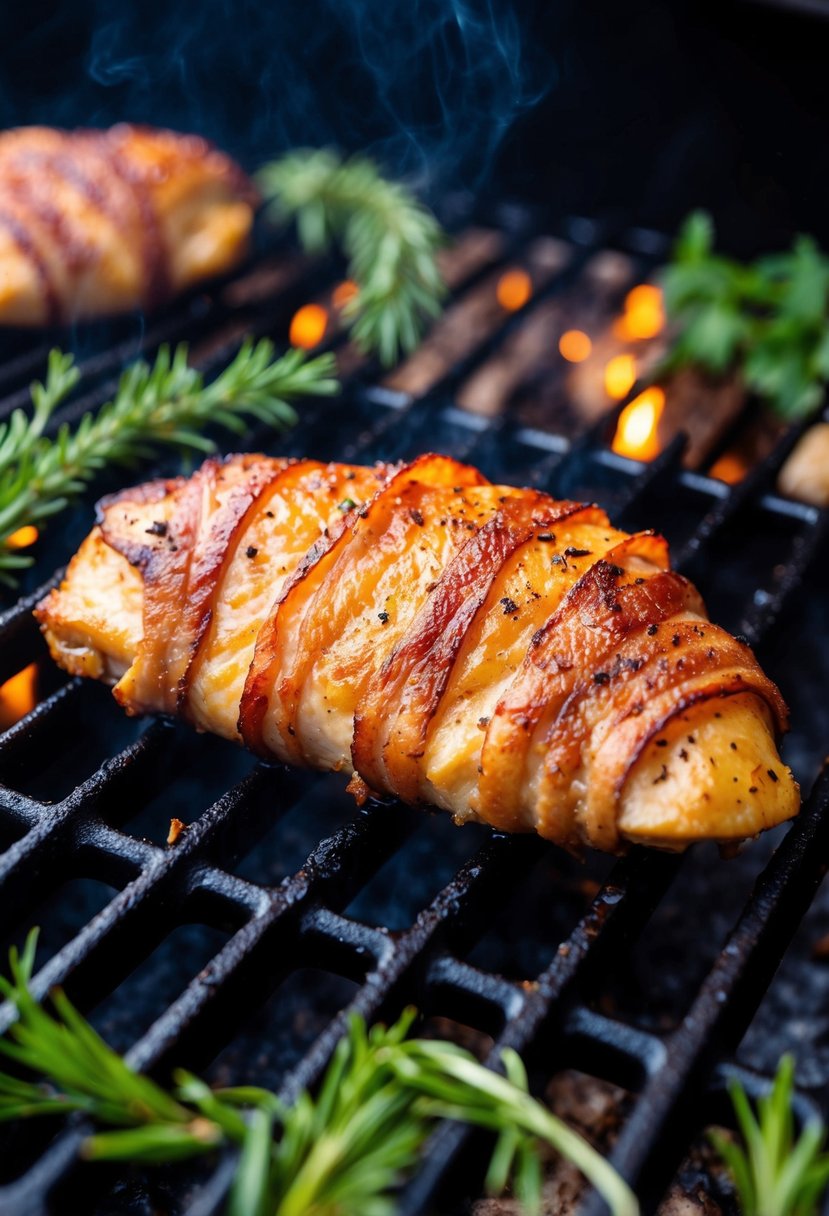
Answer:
[
  {"xmin": 0, "ymin": 124, "xmax": 256, "ymax": 325},
  {"xmin": 36, "ymin": 453, "xmax": 799, "ymax": 853}
]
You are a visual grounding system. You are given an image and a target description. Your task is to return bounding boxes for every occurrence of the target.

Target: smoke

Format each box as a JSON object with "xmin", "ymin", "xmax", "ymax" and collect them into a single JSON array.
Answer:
[{"xmin": 2, "ymin": 0, "xmax": 555, "ymax": 197}]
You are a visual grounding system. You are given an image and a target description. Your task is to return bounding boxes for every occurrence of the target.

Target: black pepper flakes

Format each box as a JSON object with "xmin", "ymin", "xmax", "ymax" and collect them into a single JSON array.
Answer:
[
  {"xmin": 634, "ymin": 577, "xmax": 645, "ymax": 585},
  {"xmin": 653, "ymin": 765, "xmax": 669, "ymax": 784},
  {"xmin": 608, "ymin": 564, "xmax": 625, "ymax": 577},
  {"xmin": 647, "ymin": 624, "xmax": 658, "ymax": 636},
  {"xmin": 500, "ymin": 597, "xmax": 518, "ymax": 615},
  {"xmin": 730, "ymin": 742, "xmax": 738, "ymax": 750},
  {"xmin": 409, "ymin": 508, "xmax": 425, "ymax": 526},
  {"xmin": 565, "ymin": 547, "xmax": 592, "ymax": 558},
  {"xmin": 749, "ymin": 785, "xmax": 758, "ymax": 794},
  {"xmin": 768, "ymin": 769, "xmax": 779, "ymax": 782},
  {"xmin": 245, "ymin": 546, "xmax": 258, "ymax": 559},
  {"xmin": 593, "ymin": 671, "xmax": 610, "ymax": 685},
  {"xmin": 477, "ymin": 716, "xmax": 490, "ymax": 729},
  {"xmin": 672, "ymin": 633, "xmax": 681, "ymax": 647},
  {"xmin": 537, "ymin": 533, "xmax": 555, "ymax": 542},
  {"xmin": 655, "ymin": 738, "xmax": 668, "ymax": 748},
  {"xmin": 146, "ymin": 520, "xmax": 168, "ymax": 537},
  {"xmin": 378, "ymin": 611, "xmax": 390, "ymax": 624}
]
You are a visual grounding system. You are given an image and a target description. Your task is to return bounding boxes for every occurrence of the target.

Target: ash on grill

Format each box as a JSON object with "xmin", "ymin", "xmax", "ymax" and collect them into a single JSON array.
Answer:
[{"xmin": 1, "ymin": 207, "xmax": 828, "ymax": 1216}]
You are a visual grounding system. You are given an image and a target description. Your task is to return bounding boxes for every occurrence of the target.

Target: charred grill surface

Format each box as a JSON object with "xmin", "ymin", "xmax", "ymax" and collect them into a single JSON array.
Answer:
[{"xmin": 1, "ymin": 210, "xmax": 828, "ymax": 1216}]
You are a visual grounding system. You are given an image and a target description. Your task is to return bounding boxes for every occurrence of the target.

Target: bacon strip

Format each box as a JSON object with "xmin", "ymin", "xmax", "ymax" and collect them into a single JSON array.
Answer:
[
  {"xmin": 353, "ymin": 495, "xmax": 601, "ymax": 802},
  {"xmin": 240, "ymin": 454, "xmax": 488, "ymax": 765}
]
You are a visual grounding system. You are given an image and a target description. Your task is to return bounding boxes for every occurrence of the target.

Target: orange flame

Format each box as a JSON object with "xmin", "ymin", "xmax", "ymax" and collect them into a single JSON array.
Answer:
[
  {"xmin": 613, "ymin": 284, "xmax": 665, "ymax": 341},
  {"xmin": 289, "ymin": 303, "xmax": 328, "ymax": 349},
  {"xmin": 496, "ymin": 269, "xmax": 532, "ymax": 312},
  {"xmin": 612, "ymin": 387, "xmax": 665, "ymax": 461},
  {"xmin": 604, "ymin": 353, "xmax": 637, "ymax": 400},
  {"xmin": 558, "ymin": 330, "xmax": 592, "ymax": 363},
  {"xmin": 709, "ymin": 453, "xmax": 747, "ymax": 485},
  {"xmin": 6, "ymin": 526, "xmax": 39, "ymax": 549},
  {"xmin": 332, "ymin": 280, "xmax": 359, "ymax": 310},
  {"xmin": 0, "ymin": 662, "xmax": 38, "ymax": 730}
]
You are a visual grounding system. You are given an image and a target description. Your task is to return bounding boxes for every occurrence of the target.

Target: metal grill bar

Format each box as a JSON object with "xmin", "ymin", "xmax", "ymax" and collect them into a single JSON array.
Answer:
[{"xmin": 0, "ymin": 213, "xmax": 826, "ymax": 1216}]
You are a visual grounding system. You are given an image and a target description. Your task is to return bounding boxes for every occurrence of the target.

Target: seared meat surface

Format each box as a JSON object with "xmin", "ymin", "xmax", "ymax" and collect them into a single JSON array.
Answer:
[{"xmin": 37, "ymin": 452, "xmax": 799, "ymax": 852}]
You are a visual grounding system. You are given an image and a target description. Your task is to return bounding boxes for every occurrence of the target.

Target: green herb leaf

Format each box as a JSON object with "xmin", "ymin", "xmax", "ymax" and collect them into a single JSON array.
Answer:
[
  {"xmin": 709, "ymin": 1055, "xmax": 829, "ymax": 1216},
  {"xmin": 257, "ymin": 149, "xmax": 446, "ymax": 365},
  {"xmin": 660, "ymin": 213, "xmax": 829, "ymax": 421}
]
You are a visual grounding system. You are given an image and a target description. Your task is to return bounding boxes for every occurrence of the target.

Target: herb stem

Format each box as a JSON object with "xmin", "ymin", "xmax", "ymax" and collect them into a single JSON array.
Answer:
[{"xmin": 0, "ymin": 341, "xmax": 338, "ymax": 584}]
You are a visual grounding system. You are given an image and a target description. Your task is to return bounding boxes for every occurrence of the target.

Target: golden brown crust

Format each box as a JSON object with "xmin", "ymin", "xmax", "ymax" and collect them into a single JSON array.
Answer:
[
  {"xmin": 35, "ymin": 452, "xmax": 800, "ymax": 853},
  {"xmin": 0, "ymin": 124, "xmax": 256, "ymax": 325}
]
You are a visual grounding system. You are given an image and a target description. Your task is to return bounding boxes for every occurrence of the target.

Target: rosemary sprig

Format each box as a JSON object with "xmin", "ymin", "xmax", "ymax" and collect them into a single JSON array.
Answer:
[
  {"xmin": 257, "ymin": 149, "xmax": 446, "ymax": 366},
  {"xmin": 709, "ymin": 1056, "xmax": 829, "ymax": 1216},
  {"xmin": 659, "ymin": 212, "xmax": 829, "ymax": 420},
  {"xmin": 0, "ymin": 340, "xmax": 338, "ymax": 584},
  {"xmin": 0, "ymin": 931, "xmax": 638, "ymax": 1216}
]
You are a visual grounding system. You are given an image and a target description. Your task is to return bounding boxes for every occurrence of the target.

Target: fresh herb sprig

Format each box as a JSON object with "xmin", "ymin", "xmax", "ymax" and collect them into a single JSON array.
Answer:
[
  {"xmin": 710, "ymin": 1055, "xmax": 829, "ymax": 1216},
  {"xmin": 0, "ymin": 340, "xmax": 338, "ymax": 584},
  {"xmin": 660, "ymin": 211, "xmax": 829, "ymax": 420},
  {"xmin": 257, "ymin": 149, "xmax": 446, "ymax": 366},
  {"xmin": 0, "ymin": 931, "xmax": 638, "ymax": 1216}
]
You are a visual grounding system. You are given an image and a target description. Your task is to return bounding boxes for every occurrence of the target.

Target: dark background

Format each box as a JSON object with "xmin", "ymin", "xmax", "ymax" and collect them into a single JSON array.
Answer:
[{"xmin": 1, "ymin": 0, "xmax": 828, "ymax": 252}]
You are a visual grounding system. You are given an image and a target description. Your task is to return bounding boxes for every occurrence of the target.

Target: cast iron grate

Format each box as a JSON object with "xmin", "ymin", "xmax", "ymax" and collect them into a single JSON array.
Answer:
[{"xmin": 0, "ymin": 208, "xmax": 828, "ymax": 1216}]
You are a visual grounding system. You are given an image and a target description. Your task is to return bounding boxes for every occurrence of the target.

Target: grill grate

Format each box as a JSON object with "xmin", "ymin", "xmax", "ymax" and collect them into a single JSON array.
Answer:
[{"xmin": 1, "ymin": 208, "xmax": 828, "ymax": 1216}]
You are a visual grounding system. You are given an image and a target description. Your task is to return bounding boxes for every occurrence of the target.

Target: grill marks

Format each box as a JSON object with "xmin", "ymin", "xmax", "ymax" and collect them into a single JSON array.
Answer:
[
  {"xmin": 0, "ymin": 201, "xmax": 62, "ymax": 324},
  {"xmin": 71, "ymin": 453, "xmax": 797, "ymax": 852}
]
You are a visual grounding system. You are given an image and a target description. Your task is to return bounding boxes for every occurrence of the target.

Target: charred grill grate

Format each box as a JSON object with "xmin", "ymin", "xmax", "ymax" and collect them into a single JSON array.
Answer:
[{"xmin": 0, "ymin": 208, "xmax": 828, "ymax": 1216}]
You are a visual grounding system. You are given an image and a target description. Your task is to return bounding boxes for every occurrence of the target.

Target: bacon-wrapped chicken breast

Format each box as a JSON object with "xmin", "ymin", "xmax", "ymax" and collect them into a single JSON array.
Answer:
[
  {"xmin": 0, "ymin": 125, "xmax": 256, "ymax": 326},
  {"xmin": 35, "ymin": 453, "xmax": 799, "ymax": 853}
]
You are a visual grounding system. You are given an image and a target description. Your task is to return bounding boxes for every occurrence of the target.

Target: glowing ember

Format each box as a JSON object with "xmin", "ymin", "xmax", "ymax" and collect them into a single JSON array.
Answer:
[
  {"xmin": 612, "ymin": 386, "xmax": 665, "ymax": 461},
  {"xmin": 0, "ymin": 662, "xmax": 38, "ymax": 730},
  {"xmin": 604, "ymin": 353, "xmax": 637, "ymax": 400},
  {"xmin": 709, "ymin": 453, "xmax": 747, "ymax": 485},
  {"xmin": 6, "ymin": 525, "xmax": 39, "ymax": 549},
  {"xmin": 614, "ymin": 284, "xmax": 665, "ymax": 341},
  {"xmin": 496, "ymin": 269, "xmax": 532, "ymax": 312},
  {"xmin": 558, "ymin": 329, "xmax": 592, "ymax": 363},
  {"xmin": 332, "ymin": 280, "xmax": 359, "ymax": 310},
  {"xmin": 289, "ymin": 303, "xmax": 328, "ymax": 349}
]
